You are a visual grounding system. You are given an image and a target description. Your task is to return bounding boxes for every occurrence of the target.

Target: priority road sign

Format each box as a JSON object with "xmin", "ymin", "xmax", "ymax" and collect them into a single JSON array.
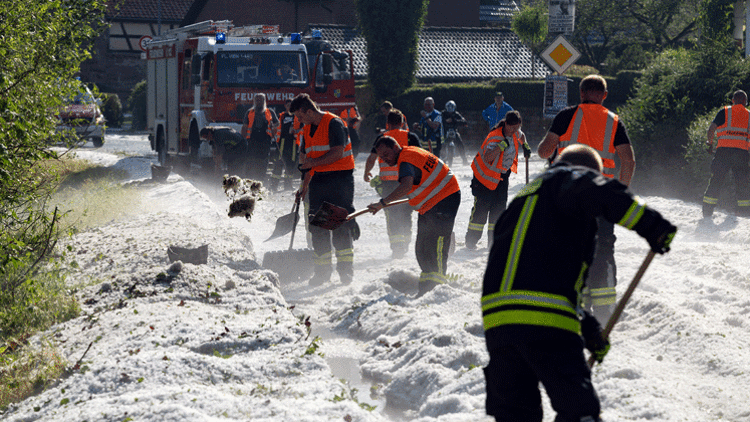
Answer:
[{"xmin": 540, "ymin": 35, "xmax": 581, "ymax": 74}]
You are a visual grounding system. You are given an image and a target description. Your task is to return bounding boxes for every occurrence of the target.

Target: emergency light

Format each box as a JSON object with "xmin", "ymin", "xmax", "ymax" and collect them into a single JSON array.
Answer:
[
  {"xmin": 291, "ymin": 33, "xmax": 301, "ymax": 44},
  {"xmin": 216, "ymin": 31, "xmax": 226, "ymax": 44}
]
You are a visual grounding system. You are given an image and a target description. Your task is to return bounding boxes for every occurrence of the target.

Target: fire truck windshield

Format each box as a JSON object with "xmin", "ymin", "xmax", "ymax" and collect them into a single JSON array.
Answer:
[{"xmin": 216, "ymin": 51, "xmax": 308, "ymax": 87}]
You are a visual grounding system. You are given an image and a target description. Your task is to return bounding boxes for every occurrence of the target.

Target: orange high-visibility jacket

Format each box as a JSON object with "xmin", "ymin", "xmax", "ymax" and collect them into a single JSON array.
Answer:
[
  {"xmin": 397, "ymin": 146, "xmax": 459, "ymax": 214},
  {"xmin": 303, "ymin": 112, "xmax": 355, "ymax": 173},
  {"xmin": 246, "ymin": 108, "xmax": 275, "ymax": 139},
  {"xmin": 379, "ymin": 129, "xmax": 410, "ymax": 181},
  {"xmin": 716, "ymin": 104, "xmax": 750, "ymax": 150},
  {"xmin": 558, "ymin": 104, "xmax": 619, "ymax": 178},
  {"xmin": 471, "ymin": 127, "xmax": 523, "ymax": 189}
]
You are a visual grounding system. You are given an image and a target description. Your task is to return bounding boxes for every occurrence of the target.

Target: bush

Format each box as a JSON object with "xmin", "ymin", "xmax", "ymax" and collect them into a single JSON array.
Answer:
[
  {"xmin": 128, "ymin": 80, "xmax": 148, "ymax": 131},
  {"xmin": 618, "ymin": 40, "xmax": 750, "ymax": 198},
  {"xmin": 101, "ymin": 93, "xmax": 122, "ymax": 128}
]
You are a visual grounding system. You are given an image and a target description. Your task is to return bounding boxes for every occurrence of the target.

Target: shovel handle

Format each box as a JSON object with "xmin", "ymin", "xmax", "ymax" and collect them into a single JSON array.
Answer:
[
  {"xmin": 347, "ymin": 198, "xmax": 410, "ymax": 220},
  {"xmin": 588, "ymin": 250, "xmax": 656, "ymax": 368}
]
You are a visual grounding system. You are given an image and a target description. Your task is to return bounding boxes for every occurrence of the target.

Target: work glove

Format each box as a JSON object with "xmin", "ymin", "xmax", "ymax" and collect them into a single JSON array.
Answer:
[
  {"xmin": 348, "ymin": 219, "xmax": 361, "ymax": 241},
  {"xmin": 497, "ymin": 140, "xmax": 509, "ymax": 150},
  {"xmin": 522, "ymin": 143, "xmax": 532, "ymax": 159},
  {"xmin": 646, "ymin": 219, "xmax": 677, "ymax": 254},
  {"xmin": 581, "ymin": 310, "xmax": 610, "ymax": 363},
  {"xmin": 369, "ymin": 175, "xmax": 384, "ymax": 196}
]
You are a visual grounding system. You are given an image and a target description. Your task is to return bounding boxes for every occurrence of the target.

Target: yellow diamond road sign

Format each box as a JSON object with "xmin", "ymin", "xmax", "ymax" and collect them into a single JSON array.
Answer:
[{"xmin": 541, "ymin": 35, "xmax": 581, "ymax": 74}]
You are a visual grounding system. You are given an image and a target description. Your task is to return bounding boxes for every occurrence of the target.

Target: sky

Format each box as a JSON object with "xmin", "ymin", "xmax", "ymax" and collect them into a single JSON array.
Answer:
[{"xmin": 4, "ymin": 133, "xmax": 750, "ymax": 422}]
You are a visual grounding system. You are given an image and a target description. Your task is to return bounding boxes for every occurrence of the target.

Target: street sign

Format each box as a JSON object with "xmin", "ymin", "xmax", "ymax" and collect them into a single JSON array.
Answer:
[
  {"xmin": 139, "ymin": 36, "xmax": 153, "ymax": 52},
  {"xmin": 544, "ymin": 75, "xmax": 569, "ymax": 119},
  {"xmin": 548, "ymin": 0, "xmax": 576, "ymax": 34},
  {"xmin": 540, "ymin": 34, "xmax": 581, "ymax": 74}
]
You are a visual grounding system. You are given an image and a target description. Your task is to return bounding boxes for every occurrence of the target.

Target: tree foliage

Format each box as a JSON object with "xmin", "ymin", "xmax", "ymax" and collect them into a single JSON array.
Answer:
[
  {"xmin": 511, "ymin": 4, "xmax": 547, "ymax": 78},
  {"xmin": 0, "ymin": 0, "xmax": 106, "ymax": 280},
  {"xmin": 355, "ymin": 0, "xmax": 428, "ymax": 101},
  {"xmin": 619, "ymin": 37, "xmax": 750, "ymax": 198},
  {"xmin": 570, "ymin": 0, "xmax": 700, "ymax": 73}
]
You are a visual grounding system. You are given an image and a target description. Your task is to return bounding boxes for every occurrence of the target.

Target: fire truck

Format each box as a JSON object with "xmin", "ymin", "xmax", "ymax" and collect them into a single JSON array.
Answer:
[{"xmin": 144, "ymin": 20, "xmax": 356, "ymax": 167}]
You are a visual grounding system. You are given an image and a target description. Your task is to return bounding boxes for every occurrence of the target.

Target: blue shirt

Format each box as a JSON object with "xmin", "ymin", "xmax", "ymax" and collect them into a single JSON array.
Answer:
[
  {"xmin": 419, "ymin": 110, "xmax": 443, "ymax": 143},
  {"xmin": 482, "ymin": 101, "xmax": 513, "ymax": 128}
]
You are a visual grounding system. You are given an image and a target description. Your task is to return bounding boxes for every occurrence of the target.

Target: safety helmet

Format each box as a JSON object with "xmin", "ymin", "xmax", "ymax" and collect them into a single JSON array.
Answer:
[{"xmin": 445, "ymin": 100, "xmax": 456, "ymax": 113}]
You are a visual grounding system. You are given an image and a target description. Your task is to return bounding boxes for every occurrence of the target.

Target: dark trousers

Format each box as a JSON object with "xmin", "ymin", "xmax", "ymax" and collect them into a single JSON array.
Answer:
[
  {"xmin": 582, "ymin": 218, "xmax": 617, "ymax": 324},
  {"xmin": 416, "ymin": 191, "xmax": 460, "ymax": 285},
  {"xmin": 380, "ymin": 180, "xmax": 413, "ymax": 254},
  {"xmin": 703, "ymin": 147, "xmax": 750, "ymax": 216},
  {"xmin": 466, "ymin": 173, "xmax": 510, "ymax": 248},
  {"xmin": 270, "ymin": 137, "xmax": 298, "ymax": 189},
  {"xmin": 484, "ymin": 325, "xmax": 601, "ymax": 422},
  {"xmin": 308, "ymin": 170, "xmax": 355, "ymax": 278}
]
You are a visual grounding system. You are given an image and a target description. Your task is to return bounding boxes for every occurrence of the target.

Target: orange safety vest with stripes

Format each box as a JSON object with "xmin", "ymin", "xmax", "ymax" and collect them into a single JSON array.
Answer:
[
  {"xmin": 303, "ymin": 112, "xmax": 355, "ymax": 173},
  {"xmin": 558, "ymin": 103, "xmax": 618, "ymax": 178},
  {"xmin": 340, "ymin": 107, "xmax": 359, "ymax": 129},
  {"xmin": 397, "ymin": 146, "xmax": 460, "ymax": 214},
  {"xmin": 716, "ymin": 104, "xmax": 750, "ymax": 150},
  {"xmin": 245, "ymin": 108, "xmax": 275, "ymax": 139},
  {"xmin": 471, "ymin": 126, "xmax": 522, "ymax": 190},
  {"xmin": 379, "ymin": 129, "xmax": 411, "ymax": 181}
]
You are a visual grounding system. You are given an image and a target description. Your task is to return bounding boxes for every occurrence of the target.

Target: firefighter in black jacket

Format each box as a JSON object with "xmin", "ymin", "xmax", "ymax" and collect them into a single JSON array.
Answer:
[{"xmin": 482, "ymin": 144, "xmax": 676, "ymax": 422}]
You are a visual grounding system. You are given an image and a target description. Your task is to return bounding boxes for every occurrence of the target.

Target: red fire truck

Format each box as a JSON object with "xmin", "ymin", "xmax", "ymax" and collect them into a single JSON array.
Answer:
[{"xmin": 144, "ymin": 20, "xmax": 356, "ymax": 167}]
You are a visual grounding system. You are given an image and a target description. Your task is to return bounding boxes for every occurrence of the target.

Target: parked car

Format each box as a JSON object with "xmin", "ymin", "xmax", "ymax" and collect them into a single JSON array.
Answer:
[{"xmin": 56, "ymin": 83, "xmax": 106, "ymax": 147}]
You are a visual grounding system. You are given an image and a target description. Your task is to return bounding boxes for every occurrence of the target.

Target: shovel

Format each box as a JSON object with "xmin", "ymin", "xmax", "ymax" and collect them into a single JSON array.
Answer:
[
  {"xmin": 262, "ymin": 198, "xmax": 314, "ymax": 281},
  {"xmin": 265, "ymin": 199, "xmax": 301, "ymax": 242},
  {"xmin": 310, "ymin": 198, "xmax": 411, "ymax": 231}
]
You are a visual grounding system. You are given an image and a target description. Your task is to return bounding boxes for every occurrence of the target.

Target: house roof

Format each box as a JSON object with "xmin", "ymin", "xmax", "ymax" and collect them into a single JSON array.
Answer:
[
  {"xmin": 106, "ymin": 0, "xmax": 193, "ymax": 22},
  {"xmin": 309, "ymin": 24, "xmax": 549, "ymax": 81},
  {"xmin": 480, "ymin": 4, "xmax": 519, "ymax": 24}
]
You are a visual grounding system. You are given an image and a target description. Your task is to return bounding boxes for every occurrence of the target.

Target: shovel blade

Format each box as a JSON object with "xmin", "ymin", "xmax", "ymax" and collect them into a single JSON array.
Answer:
[
  {"xmin": 309, "ymin": 201, "xmax": 349, "ymax": 231},
  {"xmin": 265, "ymin": 210, "xmax": 298, "ymax": 242},
  {"xmin": 263, "ymin": 248, "xmax": 315, "ymax": 282}
]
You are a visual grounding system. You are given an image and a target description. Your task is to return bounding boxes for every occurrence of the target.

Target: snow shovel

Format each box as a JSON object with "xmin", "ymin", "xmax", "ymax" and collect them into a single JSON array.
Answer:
[
  {"xmin": 588, "ymin": 250, "xmax": 656, "ymax": 368},
  {"xmin": 262, "ymin": 199, "xmax": 314, "ymax": 282},
  {"xmin": 309, "ymin": 198, "xmax": 411, "ymax": 231},
  {"xmin": 265, "ymin": 199, "xmax": 302, "ymax": 242}
]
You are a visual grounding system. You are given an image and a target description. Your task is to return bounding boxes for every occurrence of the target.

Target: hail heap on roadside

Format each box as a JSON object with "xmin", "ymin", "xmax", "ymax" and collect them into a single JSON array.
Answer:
[{"xmin": 144, "ymin": 20, "xmax": 356, "ymax": 167}]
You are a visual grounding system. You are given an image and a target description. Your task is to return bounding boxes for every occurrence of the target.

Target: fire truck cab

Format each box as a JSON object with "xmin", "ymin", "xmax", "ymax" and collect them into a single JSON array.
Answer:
[{"xmin": 144, "ymin": 21, "xmax": 355, "ymax": 167}]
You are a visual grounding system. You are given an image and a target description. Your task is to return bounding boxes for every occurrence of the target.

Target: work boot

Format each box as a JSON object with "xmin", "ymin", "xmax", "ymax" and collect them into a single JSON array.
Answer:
[
  {"xmin": 308, "ymin": 269, "xmax": 331, "ymax": 287},
  {"xmin": 339, "ymin": 271, "xmax": 353, "ymax": 285},
  {"xmin": 416, "ymin": 280, "xmax": 440, "ymax": 298}
]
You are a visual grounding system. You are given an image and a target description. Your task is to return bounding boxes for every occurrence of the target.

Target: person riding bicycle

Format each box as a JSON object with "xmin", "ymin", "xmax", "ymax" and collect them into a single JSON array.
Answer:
[{"xmin": 441, "ymin": 100, "xmax": 469, "ymax": 165}]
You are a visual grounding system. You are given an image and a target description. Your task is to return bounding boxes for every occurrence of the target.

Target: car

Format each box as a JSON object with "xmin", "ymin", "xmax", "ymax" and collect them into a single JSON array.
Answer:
[{"xmin": 56, "ymin": 83, "xmax": 106, "ymax": 147}]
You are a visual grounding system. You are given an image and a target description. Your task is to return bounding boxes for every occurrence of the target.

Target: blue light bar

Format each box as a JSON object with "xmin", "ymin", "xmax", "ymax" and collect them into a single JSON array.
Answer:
[
  {"xmin": 216, "ymin": 32, "xmax": 226, "ymax": 44},
  {"xmin": 290, "ymin": 33, "xmax": 301, "ymax": 44}
]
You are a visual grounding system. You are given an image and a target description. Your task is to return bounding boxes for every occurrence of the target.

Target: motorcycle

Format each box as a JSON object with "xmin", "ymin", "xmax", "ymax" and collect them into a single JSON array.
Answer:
[{"xmin": 444, "ymin": 128, "xmax": 457, "ymax": 166}]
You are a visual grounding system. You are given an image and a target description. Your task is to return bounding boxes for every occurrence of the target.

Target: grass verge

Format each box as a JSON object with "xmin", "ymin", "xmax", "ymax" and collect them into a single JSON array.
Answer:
[{"xmin": 1, "ymin": 156, "xmax": 142, "ymax": 411}]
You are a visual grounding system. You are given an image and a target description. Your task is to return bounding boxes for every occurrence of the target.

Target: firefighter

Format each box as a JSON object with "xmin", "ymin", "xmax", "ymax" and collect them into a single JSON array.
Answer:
[
  {"xmin": 702, "ymin": 89, "xmax": 750, "ymax": 218},
  {"xmin": 363, "ymin": 110, "xmax": 421, "ymax": 258},
  {"xmin": 241, "ymin": 93, "xmax": 279, "ymax": 185},
  {"xmin": 199, "ymin": 126, "xmax": 247, "ymax": 177},
  {"xmin": 340, "ymin": 106, "xmax": 362, "ymax": 159},
  {"xmin": 271, "ymin": 99, "xmax": 301, "ymax": 191},
  {"xmin": 367, "ymin": 137, "xmax": 460, "ymax": 297},
  {"xmin": 465, "ymin": 111, "xmax": 531, "ymax": 250},
  {"xmin": 292, "ymin": 93, "xmax": 356, "ymax": 286},
  {"xmin": 482, "ymin": 144, "xmax": 676, "ymax": 422},
  {"xmin": 537, "ymin": 74, "xmax": 636, "ymax": 324}
]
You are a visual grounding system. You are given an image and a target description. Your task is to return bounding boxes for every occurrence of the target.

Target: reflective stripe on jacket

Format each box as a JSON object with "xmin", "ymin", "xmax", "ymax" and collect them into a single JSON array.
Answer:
[
  {"xmin": 471, "ymin": 126, "xmax": 522, "ymax": 189},
  {"xmin": 303, "ymin": 112, "xmax": 355, "ymax": 173},
  {"xmin": 558, "ymin": 104, "xmax": 618, "ymax": 178},
  {"xmin": 481, "ymin": 165, "xmax": 657, "ymax": 336},
  {"xmin": 398, "ymin": 146, "xmax": 460, "ymax": 214},
  {"xmin": 379, "ymin": 129, "xmax": 410, "ymax": 181},
  {"xmin": 246, "ymin": 109, "xmax": 275, "ymax": 139},
  {"xmin": 716, "ymin": 105, "xmax": 750, "ymax": 150}
]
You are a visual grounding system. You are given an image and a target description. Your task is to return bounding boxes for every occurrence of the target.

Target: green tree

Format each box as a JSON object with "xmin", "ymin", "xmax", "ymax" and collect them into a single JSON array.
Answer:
[
  {"xmin": 619, "ymin": 38, "xmax": 750, "ymax": 198},
  {"xmin": 128, "ymin": 80, "xmax": 148, "ymax": 131},
  {"xmin": 0, "ymin": 0, "xmax": 106, "ymax": 282},
  {"xmin": 355, "ymin": 0, "xmax": 428, "ymax": 101},
  {"xmin": 511, "ymin": 4, "xmax": 548, "ymax": 78},
  {"xmin": 570, "ymin": 0, "xmax": 701, "ymax": 73}
]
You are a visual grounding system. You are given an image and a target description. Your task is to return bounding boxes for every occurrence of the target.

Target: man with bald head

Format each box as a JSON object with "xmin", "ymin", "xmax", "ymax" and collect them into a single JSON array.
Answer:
[
  {"xmin": 481, "ymin": 144, "xmax": 676, "ymax": 422},
  {"xmin": 703, "ymin": 89, "xmax": 750, "ymax": 218}
]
